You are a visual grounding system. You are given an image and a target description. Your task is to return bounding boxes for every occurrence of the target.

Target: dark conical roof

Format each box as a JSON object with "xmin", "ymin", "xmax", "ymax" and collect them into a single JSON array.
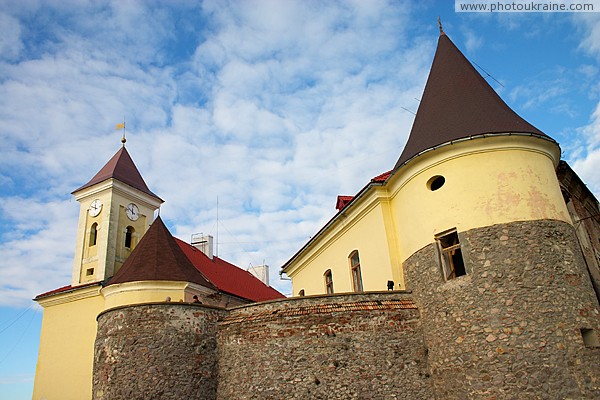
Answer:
[
  {"xmin": 72, "ymin": 146, "xmax": 162, "ymax": 201},
  {"xmin": 393, "ymin": 32, "xmax": 552, "ymax": 170},
  {"xmin": 107, "ymin": 216, "xmax": 216, "ymax": 289}
]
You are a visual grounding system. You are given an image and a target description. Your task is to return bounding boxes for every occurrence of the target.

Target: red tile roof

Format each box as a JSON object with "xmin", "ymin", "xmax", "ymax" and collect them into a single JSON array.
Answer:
[
  {"xmin": 36, "ymin": 217, "xmax": 284, "ymax": 303},
  {"xmin": 72, "ymin": 146, "xmax": 162, "ymax": 201},
  {"xmin": 176, "ymin": 239, "xmax": 285, "ymax": 302},
  {"xmin": 371, "ymin": 170, "xmax": 391, "ymax": 183},
  {"xmin": 222, "ymin": 298, "xmax": 417, "ymax": 325},
  {"xmin": 34, "ymin": 282, "xmax": 101, "ymax": 300},
  {"xmin": 336, "ymin": 195, "xmax": 354, "ymax": 211},
  {"xmin": 394, "ymin": 32, "xmax": 552, "ymax": 169},
  {"xmin": 107, "ymin": 216, "xmax": 216, "ymax": 289}
]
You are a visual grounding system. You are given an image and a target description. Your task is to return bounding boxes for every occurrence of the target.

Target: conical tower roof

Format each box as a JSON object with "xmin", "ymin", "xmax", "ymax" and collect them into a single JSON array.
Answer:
[
  {"xmin": 394, "ymin": 31, "xmax": 553, "ymax": 170},
  {"xmin": 107, "ymin": 216, "xmax": 216, "ymax": 289},
  {"xmin": 72, "ymin": 146, "xmax": 162, "ymax": 201}
]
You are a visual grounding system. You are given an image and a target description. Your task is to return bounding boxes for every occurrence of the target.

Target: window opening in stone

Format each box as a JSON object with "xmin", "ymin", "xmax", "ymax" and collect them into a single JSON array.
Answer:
[
  {"xmin": 89, "ymin": 223, "xmax": 98, "ymax": 247},
  {"xmin": 436, "ymin": 229, "xmax": 466, "ymax": 280},
  {"xmin": 427, "ymin": 175, "xmax": 445, "ymax": 191},
  {"xmin": 86, "ymin": 268, "xmax": 94, "ymax": 276},
  {"xmin": 349, "ymin": 251, "xmax": 363, "ymax": 292},
  {"xmin": 581, "ymin": 328, "xmax": 600, "ymax": 347},
  {"xmin": 125, "ymin": 226, "xmax": 135, "ymax": 249},
  {"xmin": 324, "ymin": 270, "xmax": 334, "ymax": 294}
]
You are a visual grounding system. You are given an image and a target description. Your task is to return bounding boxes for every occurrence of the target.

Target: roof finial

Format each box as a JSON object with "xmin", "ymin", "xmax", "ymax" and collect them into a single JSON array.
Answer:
[
  {"xmin": 116, "ymin": 118, "xmax": 126, "ymax": 146},
  {"xmin": 438, "ymin": 17, "xmax": 445, "ymax": 36}
]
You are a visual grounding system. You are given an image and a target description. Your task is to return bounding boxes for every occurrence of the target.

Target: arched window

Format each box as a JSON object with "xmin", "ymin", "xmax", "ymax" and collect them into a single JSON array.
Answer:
[
  {"xmin": 324, "ymin": 270, "xmax": 334, "ymax": 294},
  {"xmin": 89, "ymin": 223, "xmax": 98, "ymax": 247},
  {"xmin": 349, "ymin": 250, "xmax": 363, "ymax": 292},
  {"xmin": 125, "ymin": 226, "xmax": 135, "ymax": 249},
  {"xmin": 298, "ymin": 289, "xmax": 305, "ymax": 297}
]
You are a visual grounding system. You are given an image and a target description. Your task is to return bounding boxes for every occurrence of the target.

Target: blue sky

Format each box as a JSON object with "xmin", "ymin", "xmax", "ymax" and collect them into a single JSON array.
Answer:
[{"xmin": 1, "ymin": 1, "xmax": 600, "ymax": 398}]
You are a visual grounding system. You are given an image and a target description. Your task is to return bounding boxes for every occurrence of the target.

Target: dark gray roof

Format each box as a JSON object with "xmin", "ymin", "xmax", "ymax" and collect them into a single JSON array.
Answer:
[{"xmin": 394, "ymin": 33, "xmax": 552, "ymax": 170}]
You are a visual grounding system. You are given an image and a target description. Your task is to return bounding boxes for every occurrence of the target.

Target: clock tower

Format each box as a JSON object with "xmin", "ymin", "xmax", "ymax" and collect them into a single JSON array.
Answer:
[{"xmin": 71, "ymin": 144, "xmax": 163, "ymax": 286}]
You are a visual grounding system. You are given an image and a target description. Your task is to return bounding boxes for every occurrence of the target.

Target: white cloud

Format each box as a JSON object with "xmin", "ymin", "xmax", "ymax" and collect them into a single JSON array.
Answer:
[
  {"xmin": 569, "ymin": 13, "xmax": 600, "ymax": 197},
  {"xmin": 8, "ymin": 2, "xmax": 594, "ymax": 303},
  {"xmin": 0, "ymin": 13, "xmax": 23, "ymax": 61},
  {"xmin": 576, "ymin": 13, "xmax": 600, "ymax": 61},
  {"xmin": 571, "ymin": 102, "xmax": 600, "ymax": 194},
  {"xmin": 0, "ymin": 197, "xmax": 77, "ymax": 307},
  {"xmin": 0, "ymin": 0, "xmax": 431, "ymax": 303},
  {"xmin": 461, "ymin": 28, "xmax": 483, "ymax": 54}
]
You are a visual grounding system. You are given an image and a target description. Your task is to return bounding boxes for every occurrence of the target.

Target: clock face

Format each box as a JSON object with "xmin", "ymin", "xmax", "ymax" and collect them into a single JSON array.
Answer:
[
  {"xmin": 89, "ymin": 199, "xmax": 103, "ymax": 217},
  {"xmin": 125, "ymin": 203, "xmax": 140, "ymax": 221}
]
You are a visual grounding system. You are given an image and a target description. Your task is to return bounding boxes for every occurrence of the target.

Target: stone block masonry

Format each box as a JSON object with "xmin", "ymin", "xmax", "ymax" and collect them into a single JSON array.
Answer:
[{"xmin": 404, "ymin": 219, "xmax": 600, "ymax": 399}]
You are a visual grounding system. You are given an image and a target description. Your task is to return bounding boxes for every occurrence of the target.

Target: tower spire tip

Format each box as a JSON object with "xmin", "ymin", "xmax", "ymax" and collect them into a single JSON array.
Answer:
[{"xmin": 438, "ymin": 17, "xmax": 445, "ymax": 36}]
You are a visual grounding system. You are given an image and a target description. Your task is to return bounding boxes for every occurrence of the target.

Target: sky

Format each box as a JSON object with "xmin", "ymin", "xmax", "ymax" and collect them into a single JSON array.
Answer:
[{"xmin": 1, "ymin": 0, "xmax": 600, "ymax": 398}]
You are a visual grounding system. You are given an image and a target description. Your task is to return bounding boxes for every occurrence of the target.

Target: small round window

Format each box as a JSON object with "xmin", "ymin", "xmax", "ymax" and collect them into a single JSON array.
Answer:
[{"xmin": 427, "ymin": 175, "xmax": 445, "ymax": 191}]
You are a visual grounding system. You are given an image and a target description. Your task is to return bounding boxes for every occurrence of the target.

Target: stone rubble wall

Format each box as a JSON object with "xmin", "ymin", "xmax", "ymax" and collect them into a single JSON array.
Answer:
[
  {"xmin": 93, "ymin": 303, "xmax": 226, "ymax": 400},
  {"xmin": 217, "ymin": 292, "xmax": 434, "ymax": 400},
  {"xmin": 92, "ymin": 293, "xmax": 434, "ymax": 400},
  {"xmin": 92, "ymin": 220, "xmax": 600, "ymax": 400},
  {"xmin": 404, "ymin": 219, "xmax": 600, "ymax": 399}
]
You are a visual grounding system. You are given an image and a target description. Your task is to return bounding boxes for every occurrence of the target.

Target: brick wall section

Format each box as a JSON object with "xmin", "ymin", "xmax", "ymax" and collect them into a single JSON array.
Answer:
[
  {"xmin": 404, "ymin": 219, "xmax": 600, "ymax": 399},
  {"xmin": 557, "ymin": 162, "xmax": 600, "ymax": 303},
  {"xmin": 93, "ymin": 303, "xmax": 226, "ymax": 400},
  {"xmin": 217, "ymin": 292, "xmax": 434, "ymax": 400}
]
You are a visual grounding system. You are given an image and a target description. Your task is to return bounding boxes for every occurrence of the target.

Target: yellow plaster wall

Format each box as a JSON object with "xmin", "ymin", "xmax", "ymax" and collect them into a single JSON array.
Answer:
[
  {"xmin": 72, "ymin": 188, "xmax": 114, "ymax": 286},
  {"xmin": 102, "ymin": 281, "xmax": 187, "ymax": 309},
  {"xmin": 288, "ymin": 194, "xmax": 398, "ymax": 296},
  {"xmin": 72, "ymin": 180, "xmax": 161, "ymax": 286},
  {"xmin": 388, "ymin": 136, "xmax": 569, "ymax": 261},
  {"xmin": 33, "ymin": 287, "xmax": 104, "ymax": 400},
  {"xmin": 286, "ymin": 136, "xmax": 568, "ymax": 295},
  {"xmin": 104, "ymin": 187, "xmax": 156, "ymax": 279},
  {"xmin": 113, "ymin": 202, "xmax": 147, "ymax": 275}
]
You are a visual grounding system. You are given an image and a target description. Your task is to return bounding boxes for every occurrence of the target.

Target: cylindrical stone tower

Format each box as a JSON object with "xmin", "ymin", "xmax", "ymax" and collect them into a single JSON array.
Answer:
[
  {"xmin": 93, "ymin": 303, "xmax": 225, "ymax": 400},
  {"xmin": 393, "ymin": 30, "xmax": 600, "ymax": 398}
]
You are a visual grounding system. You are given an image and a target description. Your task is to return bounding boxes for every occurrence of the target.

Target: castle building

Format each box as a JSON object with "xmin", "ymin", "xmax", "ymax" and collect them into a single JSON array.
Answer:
[
  {"xmin": 281, "ymin": 28, "xmax": 600, "ymax": 301},
  {"xmin": 32, "ymin": 145, "xmax": 284, "ymax": 400},
  {"xmin": 34, "ymin": 28, "xmax": 599, "ymax": 400}
]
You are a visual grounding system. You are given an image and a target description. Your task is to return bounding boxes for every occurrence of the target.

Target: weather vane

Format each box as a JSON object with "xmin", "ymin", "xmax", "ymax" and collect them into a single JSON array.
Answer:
[
  {"xmin": 438, "ymin": 17, "xmax": 444, "ymax": 35},
  {"xmin": 116, "ymin": 118, "xmax": 126, "ymax": 145}
]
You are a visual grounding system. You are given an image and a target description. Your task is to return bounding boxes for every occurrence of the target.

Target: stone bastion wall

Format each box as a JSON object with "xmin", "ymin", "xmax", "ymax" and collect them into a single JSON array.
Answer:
[
  {"xmin": 404, "ymin": 219, "xmax": 600, "ymax": 399},
  {"xmin": 93, "ymin": 292, "xmax": 433, "ymax": 400},
  {"xmin": 94, "ymin": 303, "xmax": 226, "ymax": 400},
  {"xmin": 217, "ymin": 291, "xmax": 433, "ymax": 399}
]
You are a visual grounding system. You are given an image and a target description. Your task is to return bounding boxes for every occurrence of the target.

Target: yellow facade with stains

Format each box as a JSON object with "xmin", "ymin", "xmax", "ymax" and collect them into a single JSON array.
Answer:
[
  {"xmin": 284, "ymin": 135, "xmax": 571, "ymax": 296},
  {"xmin": 389, "ymin": 135, "xmax": 570, "ymax": 262}
]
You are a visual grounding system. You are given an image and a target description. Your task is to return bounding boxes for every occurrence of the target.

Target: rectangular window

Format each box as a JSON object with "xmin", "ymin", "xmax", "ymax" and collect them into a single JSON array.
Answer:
[
  {"xmin": 436, "ymin": 229, "xmax": 466, "ymax": 280},
  {"xmin": 86, "ymin": 268, "xmax": 94, "ymax": 276}
]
